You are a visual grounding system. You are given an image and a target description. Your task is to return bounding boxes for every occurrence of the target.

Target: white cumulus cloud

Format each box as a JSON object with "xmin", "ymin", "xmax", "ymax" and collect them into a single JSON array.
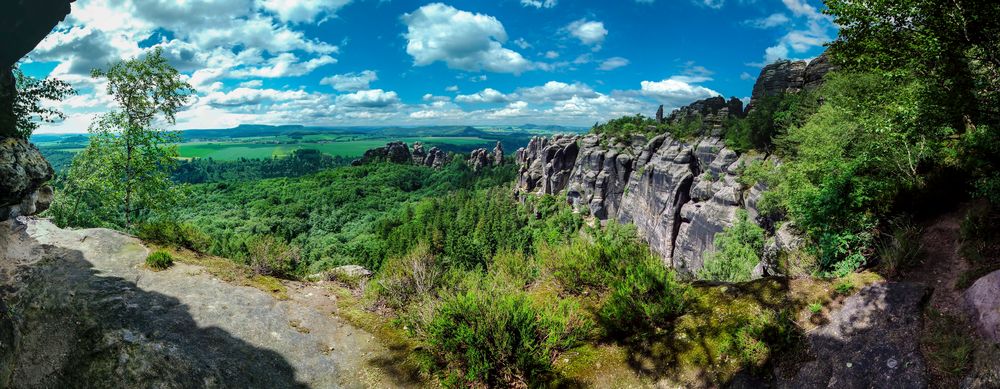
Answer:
[{"xmin": 401, "ymin": 3, "xmax": 533, "ymax": 74}]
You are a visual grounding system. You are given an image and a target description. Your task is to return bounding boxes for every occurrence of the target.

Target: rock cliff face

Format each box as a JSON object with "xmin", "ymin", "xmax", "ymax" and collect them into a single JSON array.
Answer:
[
  {"xmin": 353, "ymin": 141, "xmax": 450, "ymax": 168},
  {"xmin": 749, "ymin": 53, "xmax": 836, "ymax": 108},
  {"xmin": 0, "ymin": 0, "xmax": 73, "ymax": 220},
  {"xmin": 515, "ymin": 102, "xmax": 760, "ymax": 274}
]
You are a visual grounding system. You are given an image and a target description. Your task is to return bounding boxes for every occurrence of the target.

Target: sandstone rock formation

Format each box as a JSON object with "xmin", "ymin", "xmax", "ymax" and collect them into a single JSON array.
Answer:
[
  {"xmin": 777, "ymin": 283, "xmax": 929, "ymax": 388},
  {"xmin": 748, "ymin": 53, "xmax": 836, "ymax": 109},
  {"xmin": 666, "ymin": 96, "xmax": 745, "ymax": 136},
  {"xmin": 0, "ymin": 1, "xmax": 72, "ymax": 220},
  {"xmin": 412, "ymin": 141, "xmax": 426, "ymax": 164},
  {"xmin": 467, "ymin": 141, "xmax": 505, "ymax": 171},
  {"xmin": 0, "ymin": 138, "xmax": 54, "ymax": 219},
  {"xmin": 353, "ymin": 141, "xmax": 450, "ymax": 168},
  {"xmin": 468, "ymin": 148, "xmax": 491, "ymax": 171},
  {"xmin": 515, "ymin": 134, "xmax": 579, "ymax": 196},
  {"xmin": 515, "ymin": 99, "xmax": 764, "ymax": 274},
  {"xmin": 965, "ymin": 269, "xmax": 1000, "ymax": 343}
]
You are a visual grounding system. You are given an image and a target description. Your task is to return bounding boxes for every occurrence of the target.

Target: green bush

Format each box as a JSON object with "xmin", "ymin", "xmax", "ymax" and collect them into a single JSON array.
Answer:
[
  {"xmin": 600, "ymin": 258, "xmax": 691, "ymax": 335},
  {"xmin": 544, "ymin": 222, "xmax": 650, "ymax": 294},
  {"xmin": 245, "ymin": 235, "xmax": 300, "ymax": 277},
  {"xmin": 136, "ymin": 218, "xmax": 210, "ymax": 252},
  {"xmin": 698, "ymin": 210, "xmax": 766, "ymax": 282},
  {"xmin": 146, "ymin": 250, "xmax": 174, "ymax": 270},
  {"xmin": 426, "ymin": 290, "xmax": 591, "ymax": 387},
  {"xmin": 370, "ymin": 244, "xmax": 441, "ymax": 310}
]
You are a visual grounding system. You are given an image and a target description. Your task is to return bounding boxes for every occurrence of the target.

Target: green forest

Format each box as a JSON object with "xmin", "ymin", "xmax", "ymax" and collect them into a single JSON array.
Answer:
[{"xmin": 8, "ymin": 0, "xmax": 999, "ymax": 387}]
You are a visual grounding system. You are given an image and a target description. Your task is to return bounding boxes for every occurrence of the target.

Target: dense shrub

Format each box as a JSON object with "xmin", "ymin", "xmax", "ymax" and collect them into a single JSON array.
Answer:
[
  {"xmin": 699, "ymin": 210, "xmax": 766, "ymax": 282},
  {"xmin": 600, "ymin": 258, "xmax": 691, "ymax": 335},
  {"xmin": 146, "ymin": 250, "xmax": 174, "ymax": 270},
  {"xmin": 725, "ymin": 91, "xmax": 819, "ymax": 153},
  {"xmin": 753, "ymin": 71, "xmax": 940, "ymax": 275},
  {"xmin": 544, "ymin": 222, "xmax": 650, "ymax": 294},
  {"xmin": 426, "ymin": 289, "xmax": 591, "ymax": 387},
  {"xmin": 370, "ymin": 244, "xmax": 441, "ymax": 310},
  {"xmin": 245, "ymin": 235, "xmax": 300, "ymax": 277},
  {"xmin": 136, "ymin": 218, "xmax": 210, "ymax": 252}
]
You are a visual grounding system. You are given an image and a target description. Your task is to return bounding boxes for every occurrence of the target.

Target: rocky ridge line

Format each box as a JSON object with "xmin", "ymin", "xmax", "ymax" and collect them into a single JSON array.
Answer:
[{"xmin": 514, "ymin": 54, "xmax": 835, "ymax": 275}]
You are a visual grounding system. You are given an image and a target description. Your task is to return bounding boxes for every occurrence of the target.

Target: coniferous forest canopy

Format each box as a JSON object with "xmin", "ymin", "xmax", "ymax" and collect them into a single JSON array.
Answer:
[{"xmin": 5, "ymin": 0, "xmax": 1000, "ymax": 388}]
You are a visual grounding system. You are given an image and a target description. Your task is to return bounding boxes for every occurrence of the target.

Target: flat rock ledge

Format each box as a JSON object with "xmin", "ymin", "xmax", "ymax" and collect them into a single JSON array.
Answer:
[{"xmin": 777, "ymin": 282, "xmax": 930, "ymax": 389}]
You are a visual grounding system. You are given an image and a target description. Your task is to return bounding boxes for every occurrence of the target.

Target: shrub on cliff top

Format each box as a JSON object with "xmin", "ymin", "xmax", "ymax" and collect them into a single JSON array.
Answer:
[{"xmin": 146, "ymin": 250, "xmax": 174, "ymax": 270}]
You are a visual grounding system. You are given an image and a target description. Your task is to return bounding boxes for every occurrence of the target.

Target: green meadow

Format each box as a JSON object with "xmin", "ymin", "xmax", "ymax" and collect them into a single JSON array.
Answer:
[{"xmin": 176, "ymin": 136, "xmax": 493, "ymax": 160}]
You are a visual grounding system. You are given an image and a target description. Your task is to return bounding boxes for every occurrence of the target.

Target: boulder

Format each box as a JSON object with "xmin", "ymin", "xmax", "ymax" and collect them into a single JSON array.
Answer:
[
  {"xmin": 778, "ymin": 283, "xmax": 929, "ymax": 389},
  {"xmin": 964, "ymin": 269, "xmax": 1000, "ymax": 343},
  {"xmin": 0, "ymin": 138, "xmax": 54, "ymax": 219}
]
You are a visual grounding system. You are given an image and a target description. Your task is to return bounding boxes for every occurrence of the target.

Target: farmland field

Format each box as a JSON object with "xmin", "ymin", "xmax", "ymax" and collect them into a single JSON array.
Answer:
[{"xmin": 177, "ymin": 136, "xmax": 493, "ymax": 160}]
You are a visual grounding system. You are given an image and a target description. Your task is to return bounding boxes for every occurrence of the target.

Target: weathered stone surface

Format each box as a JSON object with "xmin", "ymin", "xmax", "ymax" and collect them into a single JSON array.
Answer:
[
  {"xmin": 749, "ymin": 53, "xmax": 835, "ymax": 109},
  {"xmin": 424, "ymin": 146, "xmax": 449, "ymax": 168},
  {"xmin": 566, "ymin": 135, "xmax": 641, "ymax": 220},
  {"xmin": 671, "ymin": 139, "xmax": 745, "ymax": 274},
  {"xmin": 492, "ymin": 141, "xmax": 504, "ymax": 165},
  {"xmin": 804, "ymin": 53, "xmax": 836, "ymax": 91},
  {"xmin": 617, "ymin": 136, "xmax": 694, "ymax": 266},
  {"xmin": 0, "ymin": 217, "xmax": 390, "ymax": 388},
  {"xmin": 353, "ymin": 140, "xmax": 411, "ymax": 165},
  {"xmin": 411, "ymin": 141, "xmax": 426, "ymax": 165},
  {"xmin": 515, "ymin": 135, "xmax": 580, "ymax": 196},
  {"xmin": 353, "ymin": 141, "xmax": 449, "ymax": 169},
  {"xmin": 965, "ymin": 269, "xmax": 1000, "ymax": 343},
  {"xmin": 468, "ymin": 148, "xmax": 490, "ymax": 171},
  {"xmin": 750, "ymin": 59, "xmax": 808, "ymax": 106},
  {"xmin": 778, "ymin": 282, "xmax": 929, "ymax": 389},
  {"xmin": 0, "ymin": 138, "xmax": 54, "ymax": 219},
  {"xmin": 667, "ymin": 96, "xmax": 745, "ymax": 136}
]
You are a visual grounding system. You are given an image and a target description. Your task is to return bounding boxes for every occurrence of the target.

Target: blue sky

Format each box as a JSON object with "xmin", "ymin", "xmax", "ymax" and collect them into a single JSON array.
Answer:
[{"xmin": 22, "ymin": 0, "xmax": 835, "ymax": 133}]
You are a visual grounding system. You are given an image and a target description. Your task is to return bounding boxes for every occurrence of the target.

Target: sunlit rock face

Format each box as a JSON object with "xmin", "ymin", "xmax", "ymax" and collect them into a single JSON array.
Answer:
[
  {"xmin": 748, "ymin": 53, "xmax": 836, "ymax": 109},
  {"xmin": 513, "ymin": 94, "xmax": 756, "ymax": 275}
]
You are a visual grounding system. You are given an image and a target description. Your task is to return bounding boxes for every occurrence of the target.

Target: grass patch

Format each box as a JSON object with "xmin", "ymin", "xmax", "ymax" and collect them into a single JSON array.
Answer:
[
  {"xmin": 152, "ymin": 245, "xmax": 290, "ymax": 300},
  {"xmin": 922, "ymin": 308, "xmax": 974, "ymax": 383},
  {"xmin": 145, "ymin": 250, "xmax": 174, "ymax": 271}
]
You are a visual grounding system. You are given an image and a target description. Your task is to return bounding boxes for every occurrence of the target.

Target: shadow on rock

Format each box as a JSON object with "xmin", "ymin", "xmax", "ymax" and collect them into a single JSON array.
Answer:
[{"xmin": 0, "ymin": 222, "xmax": 309, "ymax": 389}]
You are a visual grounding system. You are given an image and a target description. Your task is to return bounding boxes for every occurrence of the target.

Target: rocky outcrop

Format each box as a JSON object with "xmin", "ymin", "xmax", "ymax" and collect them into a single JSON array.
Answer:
[
  {"xmin": 467, "ymin": 141, "xmax": 503, "ymax": 172},
  {"xmin": 353, "ymin": 141, "xmax": 450, "ymax": 168},
  {"xmin": 965, "ymin": 269, "xmax": 1000, "ymax": 343},
  {"xmin": 1, "ymin": 216, "xmax": 393, "ymax": 388},
  {"xmin": 566, "ymin": 135, "xmax": 643, "ymax": 220},
  {"xmin": 666, "ymin": 96, "xmax": 745, "ymax": 137},
  {"xmin": 749, "ymin": 53, "xmax": 836, "ymax": 108},
  {"xmin": 424, "ymin": 146, "xmax": 449, "ymax": 168},
  {"xmin": 778, "ymin": 283, "xmax": 929, "ymax": 389},
  {"xmin": 412, "ymin": 141, "xmax": 426, "ymax": 164},
  {"xmin": 515, "ymin": 135, "xmax": 579, "ymax": 196},
  {"xmin": 515, "ymin": 127, "xmax": 761, "ymax": 274},
  {"xmin": 0, "ymin": 1, "xmax": 71, "ymax": 217},
  {"xmin": 1, "ymin": 134, "xmax": 54, "ymax": 220}
]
